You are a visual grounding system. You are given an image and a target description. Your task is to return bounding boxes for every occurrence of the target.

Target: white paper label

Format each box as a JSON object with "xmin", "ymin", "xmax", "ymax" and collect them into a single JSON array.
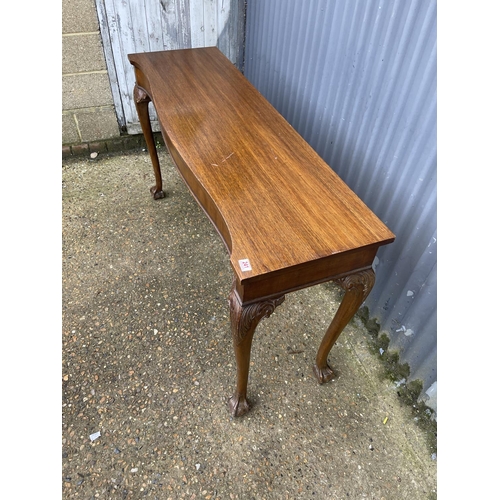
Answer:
[{"xmin": 238, "ymin": 259, "xmax": 252, "ymax": 272}]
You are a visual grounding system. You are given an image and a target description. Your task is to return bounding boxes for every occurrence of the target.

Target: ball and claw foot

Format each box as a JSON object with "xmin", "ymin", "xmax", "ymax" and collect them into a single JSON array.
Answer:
[
  {"xmin": 150, "ymin": 186, "xmax": 166, "ymax": 199},
  {"xmin": 313, "ymin": 363, "xmax": 337, "ymax": 384},
  {"xmin": 228, "ymin": 394, "xmax": 250, "ymax": 417}
]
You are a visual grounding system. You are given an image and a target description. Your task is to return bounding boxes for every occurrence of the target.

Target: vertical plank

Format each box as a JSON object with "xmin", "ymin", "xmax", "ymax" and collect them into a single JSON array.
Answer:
[
  {"xmin": 216, "ymin": 0, "xmax": 245, "ymax": 67},
  {"xmin": 160, "ymin": 0, "xmax": 192, "ymax": 49},
  {"xmin": 189, "ymin": 0, "xmax": 205, "ymax": 48},
  {"xmin": 128, "ymin": 1, "xmax": 149, "ymax": 53},
  {"xmin": 216, "ymin": 0, "xmax": 231, "ymax": 57},
  {"xmin": 159, "ymin": 0, "xmax": 179, "ymax": 49},
  {"xmin": 100, "ymin": 0, "xmax": 136, "ymax": 129},
  {"xmin": 178, "ymin": 0, "xmax": 192, "ymax": 47},
  {"xmin": 95, "ymin": 0, "xmax": 126, "ymax": 128},
  {"xmin": 144, "ymin": 0, "xmax": 165, "ymax": 51},
  {"xmin": 204, "ymin": 0, "xmax": 218, "ymax": 46}
]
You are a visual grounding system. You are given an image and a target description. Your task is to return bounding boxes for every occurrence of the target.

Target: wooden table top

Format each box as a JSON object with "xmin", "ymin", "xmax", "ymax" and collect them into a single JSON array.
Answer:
[{"xmin": 128, "ymin": 48, "xmax": 394, "ymax": 297}]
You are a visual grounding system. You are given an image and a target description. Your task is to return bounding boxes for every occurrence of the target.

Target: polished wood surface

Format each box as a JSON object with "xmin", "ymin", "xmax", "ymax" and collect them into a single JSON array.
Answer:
[{"xmin": 128, "ymin": 47, "xmax": 395, "ymax": 416}]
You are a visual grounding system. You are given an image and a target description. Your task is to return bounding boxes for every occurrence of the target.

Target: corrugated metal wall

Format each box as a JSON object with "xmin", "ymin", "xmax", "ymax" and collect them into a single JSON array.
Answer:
[{"xmin": 244, "ymin": 0, "xmax": 437, "ymax": 413}]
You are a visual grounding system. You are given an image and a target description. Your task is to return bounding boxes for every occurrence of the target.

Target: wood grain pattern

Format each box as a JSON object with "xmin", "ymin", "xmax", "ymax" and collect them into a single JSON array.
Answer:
[{"xmin": 129, "ymin": 47, "xmax": 394, "ymax": 300}]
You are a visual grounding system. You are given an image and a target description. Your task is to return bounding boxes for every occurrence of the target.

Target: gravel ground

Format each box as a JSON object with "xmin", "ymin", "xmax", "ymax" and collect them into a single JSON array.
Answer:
[{"xmin": 62, "ymin": 148, "xmax": 437, "ymax": 499}]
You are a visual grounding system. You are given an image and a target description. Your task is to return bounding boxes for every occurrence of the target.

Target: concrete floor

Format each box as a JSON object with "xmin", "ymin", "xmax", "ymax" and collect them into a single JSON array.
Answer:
[{"xmin": 62, "ymin": 148, "xmax": 437, "ymax": 499}]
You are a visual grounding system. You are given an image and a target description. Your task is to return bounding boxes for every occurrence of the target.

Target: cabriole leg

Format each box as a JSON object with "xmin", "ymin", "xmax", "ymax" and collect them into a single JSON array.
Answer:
[
  {"xmin": 133, "ymin": 84, "xmax": 165, "ymax": 200},
  {"xmin": 228, "ymin": 283, "xmax": 285, "ymax": 417},
  {"xmin": 313, "ymin": 269, "xmax": 375, "ymax": 384}
]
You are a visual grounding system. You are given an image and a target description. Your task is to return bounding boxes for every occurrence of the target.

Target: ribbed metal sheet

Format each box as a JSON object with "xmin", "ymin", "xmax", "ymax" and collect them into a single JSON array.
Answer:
[{"xmin": 245, "ymin": 0, "xmax": 437, "ymax": 413}]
